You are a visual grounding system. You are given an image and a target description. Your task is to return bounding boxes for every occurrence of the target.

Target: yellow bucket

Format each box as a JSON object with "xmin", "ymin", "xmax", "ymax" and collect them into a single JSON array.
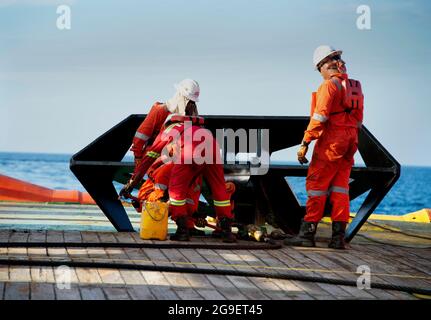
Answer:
[{"xmin": 140, "ymin": 201, "xmax": 169, "ymax": 240}]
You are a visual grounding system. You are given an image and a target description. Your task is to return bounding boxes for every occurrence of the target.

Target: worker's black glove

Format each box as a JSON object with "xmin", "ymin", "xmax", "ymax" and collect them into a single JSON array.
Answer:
[
  {"xmin": 118, "ymin": 179, "xmax": 135, "ymax": 199},
  {"xmin": 297, "ymin": 141, "xmax": 309, "ymax": 165}
]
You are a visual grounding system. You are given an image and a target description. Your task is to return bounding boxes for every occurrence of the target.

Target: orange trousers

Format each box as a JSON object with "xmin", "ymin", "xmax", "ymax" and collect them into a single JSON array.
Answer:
[
  {"xmin": 304, "ymin": 127, "xmax": 358, "ymax": 223},
  {"xmin": 138, "ymin": 162, "xmax": 201, "ymax": 228},
  {"xmin": 169, "ymin": 163, "xmax": 234, "ymax": 221}
]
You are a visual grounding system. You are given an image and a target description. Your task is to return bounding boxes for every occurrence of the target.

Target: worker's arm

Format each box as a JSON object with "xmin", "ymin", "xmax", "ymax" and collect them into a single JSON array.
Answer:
[
  {"xmin": 119, "ymin": 133, "xmax": 170, "ymax": 199},
  {"xmin": 130, "ymin": 103, "xmax": 164, "ymax": 159},
  {"xmin": 297, "ymin": 80, "xmax": 338, "ymax": 165},
  {"xmin": 302, "ymin": 80, "xmax": 338, "ymax": 144}
]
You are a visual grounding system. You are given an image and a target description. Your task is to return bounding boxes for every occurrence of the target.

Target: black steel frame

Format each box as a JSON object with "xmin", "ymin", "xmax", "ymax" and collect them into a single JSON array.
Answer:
[{"xmin": 70, "ymin": 115, "xmax": 400, "ymax": 241}]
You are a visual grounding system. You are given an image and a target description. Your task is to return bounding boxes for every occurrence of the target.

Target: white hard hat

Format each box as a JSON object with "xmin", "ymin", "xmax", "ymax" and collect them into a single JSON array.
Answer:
[
  {"xmin": 174, "ymin": 78, "xmax": 200, "ymax": 102},
  {"xmin": 313, "ymin": 45, "xmax": 343, "ymax": 70}
]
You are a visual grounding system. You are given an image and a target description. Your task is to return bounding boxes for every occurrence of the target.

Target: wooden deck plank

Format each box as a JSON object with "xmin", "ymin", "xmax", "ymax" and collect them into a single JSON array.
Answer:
[
  {"xmin": 0, "ymin": 230, "xmax": 11, "ymax": 242},
  {"xmin": 270, "ymin": 278, "xmax": 315, "ymax": 299},
  {"xmin": 140, "ymin": 271, "xmax": 180, "ymax": 300},
  {"xmin": 331, "ymin": 249, "xmax": 419, "ymax": 299},
  {"xmin": 347, "ymin": 246, "xmax": 431, "ymax": 291},
  {"xmin": 0, "ymin": 282, "xmax": 4, "ymax": 300},
  {"xmin": 75, "ymin": 267, "xmax": 103, "ymax": 284},
  {"xmin": 4, "ymin": 282, "xmax": 30, "ymax": 300},
  {"xmin": 30, "ymin": 283, "xmax": 55, "ymax": 300},
  {"xmin": 28, "ymin": 247, "xmax": 48, "ymax": 259},
  {"xmin": 208, "ymin": 249, "xmax": 273, "ymax": 300},
  {"xmin": 103, "ymin": 287, "xmax": 130, "ymax": 300},
  {"xmin": 119, "ymin": 269, "xmax": 147, "ymax": 285},
  {"xmin": 196, "ymin": 249, "xmax": 236, "ymax": 271},
  {"xmin": 28, "ymin": 230, "xmax": 47, "ymax": 243},
  {"xmin": 148, "ymin": 286, "xmax": 180, "ymax": 300},
  {"xmin": 47, "ymin": 247, "xmax": 68, "ymax": 258},
  {"xmin": 9, "ymin": 266, "xmax": 31, "ymax": 282},
  {"xmin": 97, "ymin": 268, "xmax": 126, "ymax": 285},
  {"xmin": 0, "ymin": 265, "xmax": 8, "ymax": 282},
  {"xmin": 113, "ymin": 232, "xmax": 137, "ymax": 244},
  {"xmin": 97, "ymin": 232, "xmax": 118, "ymax": 243},
  {"xmin": 127, "ymin": 285, "xmax": 156, "ymax": 300},
  {"xmin": 80, "ymin": 286, "xmax": 106, "ymax": 300},
  {"xmin": 55, "ymin": 285, "xmax": 82, "ymax": 300},
  {"xmin": 267, "ymin": 249, "xmax": 341, "ymax": 298},
  {"xmin": 80, "ymin": 231, "xmax": 100, "ymax": 243},
  {"xmin": 174, "ymin": 287, "xmax": 205, "ymax": 300},
  {"xmin": 327, "ymin": 249, "xmax": 406, "ymax": 299},
  {"xmin": 63, "ymin": 231, "xmax": 82, "ymax": 243},
  {"xmin": 8, "ymin": 231, "xmax": 29, "ymax": 244},
  {"xmin": 85, "ymin": 247, "xmax": 107, "ymax": 260},
  {"xmin": 31, "ymin": 266, "xmax": 55, "ymax": 283},
  {"xmin": 46, "ymin": 230, "xmax": 64, "ymax": 243},
  {"xmin": 205, "ymin": 275, "xmax": 248, "ymax": 300},
  {"xmin": 181, "ymin": 249, "xmax": 216, "ymax": 270},
  {"xmin": 163, "ymin": 271, "xmax": 195, "ymax": 289},
  {"xmin": 225, "ymin": 275, "xmax": 271, "ymax": 300},
  {"xmin": 196, "ymin": 288, "xmax": 226, "ymax": 300}
]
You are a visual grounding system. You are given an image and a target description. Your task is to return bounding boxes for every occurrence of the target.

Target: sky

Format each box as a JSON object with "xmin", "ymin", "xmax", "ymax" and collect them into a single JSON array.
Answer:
[{"xmin": 0, "ymin": 0, "xmax": 430, "ymax": 166}]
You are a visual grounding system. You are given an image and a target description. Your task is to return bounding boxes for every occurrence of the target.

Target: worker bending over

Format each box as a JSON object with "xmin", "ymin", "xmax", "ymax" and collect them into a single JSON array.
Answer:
[{"xmin": 130, "ymin": 79, "xmax": 200, "ymax": 174}]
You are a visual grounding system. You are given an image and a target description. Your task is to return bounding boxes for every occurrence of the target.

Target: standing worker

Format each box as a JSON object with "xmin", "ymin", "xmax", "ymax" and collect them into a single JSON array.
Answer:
[
  {"xmin": 285, "ymin": 45, "xmax": 364, "ymax": 249},
  {"xmin": 130, "ymin": 79, "xmax": 200, "ymax": 174}
]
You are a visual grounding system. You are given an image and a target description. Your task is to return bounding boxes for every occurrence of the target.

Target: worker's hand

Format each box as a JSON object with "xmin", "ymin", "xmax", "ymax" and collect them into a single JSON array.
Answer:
[
  {"xmin": 297, "ymin": 141, "xmax": 309, "ymax": 165},
  {"xmin": 118, "ymin": 179, "xmax": 134, "ymax": 199}
]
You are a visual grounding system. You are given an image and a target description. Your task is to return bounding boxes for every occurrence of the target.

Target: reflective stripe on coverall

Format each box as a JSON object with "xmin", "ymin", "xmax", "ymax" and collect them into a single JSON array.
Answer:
[{"xmin": 303, "ymin": 73, "xmax": 363, "ymax": 223}]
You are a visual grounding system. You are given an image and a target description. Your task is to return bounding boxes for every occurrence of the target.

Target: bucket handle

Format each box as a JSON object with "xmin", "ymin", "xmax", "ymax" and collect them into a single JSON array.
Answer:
[{"xmin": 143, "ymin": 201, "xmax": 167, "ymax": 222}]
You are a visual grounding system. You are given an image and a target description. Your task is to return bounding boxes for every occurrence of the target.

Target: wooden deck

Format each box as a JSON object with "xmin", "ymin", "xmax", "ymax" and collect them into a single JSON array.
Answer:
[{"xmin": 0, "ymin": 202, "xmax": 430, "ymax": 300}]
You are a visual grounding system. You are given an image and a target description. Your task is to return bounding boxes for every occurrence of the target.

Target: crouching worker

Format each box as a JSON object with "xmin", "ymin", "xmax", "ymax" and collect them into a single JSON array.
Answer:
[
  {"xmin": 137, "ymin": 158, "xmax": 206, "ymax": 236},
  {"xmin": 121, "ymin": 110, "xmax": 236, "ymax": 242},
  {"xmin": 167, "ymin": 120, "xmax": 236, "ymax": 243}
]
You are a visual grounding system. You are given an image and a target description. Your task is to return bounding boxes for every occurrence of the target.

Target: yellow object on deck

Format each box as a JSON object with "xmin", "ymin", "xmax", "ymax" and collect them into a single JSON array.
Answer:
[
  {"xmin": 140, "ymin": 201, "xmax": 169, "ymax": 240},
  {"xmin": 351, "ymin": 208, "xmax": 431, "ymax": 223}
]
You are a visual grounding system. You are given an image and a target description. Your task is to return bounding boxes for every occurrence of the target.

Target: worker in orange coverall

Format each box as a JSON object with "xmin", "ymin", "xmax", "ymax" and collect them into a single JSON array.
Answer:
[
  {"xmin": 137, "ymin": 158, "xmax": 205, "ymax": 236},
  {"xmin": 121, "ymin": 112, "xmax": 236, "ymax": 242},
  {"xmin": 284, "ymin": 45, "xmax": 364, "ymax": 249},
  {"xmin": 167, "ymin": 121, "xmax": 236, "ymax": 243},
  {"xmin": 138, "ymin": 159, "xmax": 236, "ymax": 237},
  {"xmin": 130, "ymin": 79, "xmax": 200, "ymax": 174}
]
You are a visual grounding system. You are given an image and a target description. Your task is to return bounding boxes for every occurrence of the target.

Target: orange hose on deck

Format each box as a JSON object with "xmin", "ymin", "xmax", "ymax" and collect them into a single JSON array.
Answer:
[{"xmin": 0, "ymin": 174, "xmax": 95, "ymax": 204}]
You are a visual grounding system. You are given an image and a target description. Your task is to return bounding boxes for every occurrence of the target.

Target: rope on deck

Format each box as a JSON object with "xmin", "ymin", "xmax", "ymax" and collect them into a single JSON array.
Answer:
[{"xmin": 0, "ymin": 257, "xmax": 430, "ymax": 296}]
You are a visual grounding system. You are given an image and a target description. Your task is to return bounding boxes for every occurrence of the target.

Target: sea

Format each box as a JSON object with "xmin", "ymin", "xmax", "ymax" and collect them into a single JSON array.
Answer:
[{"xmin": 0, "ymin": 152, "xmax": 430, "ymax": 215}]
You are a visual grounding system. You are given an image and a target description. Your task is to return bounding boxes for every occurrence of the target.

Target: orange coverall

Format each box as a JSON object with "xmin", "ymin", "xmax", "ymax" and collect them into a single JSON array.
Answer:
[
  {"xmin": 138, "ymin": 159, "xmax": 202, "ymax": 229},
  {"xmin": 168, "ymin": 125, "xmax": 233, "ymax": 222},
  {"xmin": 130, "ymin": 102, "xmax": 171, "ymax": 159},
  {"xmin": 303, "ymin": 73, "xmax": 363, "ymax": 223}
]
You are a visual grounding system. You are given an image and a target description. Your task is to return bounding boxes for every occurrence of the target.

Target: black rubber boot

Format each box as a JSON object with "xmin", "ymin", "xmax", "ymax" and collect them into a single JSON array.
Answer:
[
  {"xmin": 170, "ymin": 217, "xmax": 190, "ymax": 241},
  {"xmin": 283, "ymin": 220, "xmax": 317, "ymax": 247},
  {"xmin": 328, "ymin": 221, "xmax": 347, "ymax": 249},
  {"xmin": 219, "ymin": 218, "xmax": 237, "ymax": 243}
]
